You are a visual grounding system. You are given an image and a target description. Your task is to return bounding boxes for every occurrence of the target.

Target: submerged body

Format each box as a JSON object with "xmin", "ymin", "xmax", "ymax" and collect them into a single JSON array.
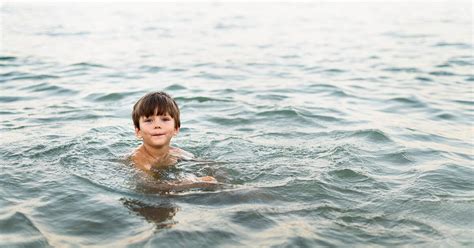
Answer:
[
  {"xmin": 132, "ymin": 145, "xmax": 192, "ymax": 171},
  {"xmin": 131, "ymin": 145, "xmax": 216, "ymax": 183}
]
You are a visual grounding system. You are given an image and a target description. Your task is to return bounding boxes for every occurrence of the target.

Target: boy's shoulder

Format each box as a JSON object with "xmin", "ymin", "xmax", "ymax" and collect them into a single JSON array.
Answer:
[{"xmin": 169, "ymin": 146, "xmax": 195, "ymax": 160}]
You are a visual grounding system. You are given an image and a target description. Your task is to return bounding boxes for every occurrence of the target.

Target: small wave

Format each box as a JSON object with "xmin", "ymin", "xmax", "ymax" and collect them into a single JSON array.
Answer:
[
  {"xmin": 143, "ymin": 26, "xmax": 171, "ymax": 32},
  {"xmin": 429, "ymin": 71, "xmax": 456, "ymax": 76},
  {"xmin": 445, "ymin": 58, "xmax": 473, "ymax": 67},
  {"xmin": 383, "ymin": 32, "xmax": 434, "ymax": 39},
  {"xmin": 174, "ymin": 96, "xmax": 231, "ymax": 103},
  {"xmin": 86, "ymin": 91, "xmax": 138, "ymax": 102},
  {"xmin": 335, "ymin": 214, "xmax": 442, "ymax": 244},
  {"xmin": 401, "ymin": 129, "xmax": 456, "ymax": 145},
  {"xmin": 0, "ymin": 96, "xmax": 26, "ymax": 103},
  {"xmin": 165, "ymin": 84, "xmax": 187, "ymax": 91},
  {"xmin": 156, "ymin": 229, "xmax": 238, "ymax": 247},
  {"xmin": 71, "ymin": 173, "xmax": 135, "ymax": 196},
  {"xmin": 192, "ymin": 62, "xmax": 217, "ymax": 68},
  {"xmin": 389, "ymin": 97, "xmax": 418, "ymax": 104},
  {"xmin": 302, "ymin": 67, "xmax": 346, "ymax": 75},
  {"xmin": 230, "ymin": 209, "xmax": 277, "ymax": 230},
  {"xmin": 280, "ymin": 54, "xmax": 300, "ymax": 59},
  {"xmin": 433, "ymin": 112, "xmax": 457, "ymax": 121},
  {"xmin": 383, "ymin": 67, "xmax": 420, "ymax": 73},
  {"xmin": 0, "ymin": 71, "xmax": 58, "ymax": 83},
  {"xmin": 415, "ymin": 76, "xmax": 433, "ymax": 82},
  {"xmin": 6, "ymin": 74, "xmax": 59, "ymax": 82},
  {"xmin": 416, "ymin": 164, "xmax": 474, "ymax": 193},
  {"xmin": 257, "ymin": 109, "xmax": 300, "ymax": 117},
  {"xmin": 249, "ymin": 131, "xmax": 319, "ymax": 140},
  {"xmin": 140, "ymin": 65, "xmax": 165, "ymax": 73},
  {"xmin": 70, "ymin": 62, "xmax": 106, "ymax": 68},
  {"xmin": 453, "ymin": 99, "xmax": 474, "ymax": 106},
  {"xmin": 256, "ymin": 107, "xmax": 341, "ymax": 124},
  {"xmin": 208, "ymin": 116, "xmax": 252, "ymax": 126},
  {"xmin": 255, "ymin": 94, "xmax": 288, "ymax": 101},
  {"xmin": 379, "ymin": 151, "xmax": 413, "ymax": 165},
  {"xmin": 168, "ymin": 68, "xmax": 186, "ymax": 72},
  {"xmin": 466, "ymin": 76, "xmax": 474, "ymax": 81},
  {"xmin": 255, "ymin": 108, "xmax": 319, "ymax": 126},
  {"xmin": 306, "ymin": 83, "xmax": 349, "ymax": 97},
  {"xmin": 0, "ymin": 110, "xmax": 16, "ymax": 115},
  {"xmin": 36, "ymin": 31, "xmax": 91, "ymax": 37},
  {"xmin": 387, "ymin": 96, "xmax": 426, "ymax": 108},
  {"xmin": 348, "ymin": 129, "xmax": 392, "ymax": 143},
  {"xmin": 301, "ymin": 113, "xmax": 341, "ymax": 122},
  {"xmin": 302, "ymin": 65, "xmax": 321, "ymax": 72},
  {"xmin": 0, "ymin": 211, "xmax": 50, "ymax": 247},
  {"xmin": 329, "ymin": 90, "xmax": 350, "ymax": 97},
  {"xmin": 0, "ymin": 71, "xmax": 25, "ymax": 78},
  {"xmin": 328, "ymin": 168, "xmax": 371, "ymax": 182},
  {"xmin": 25, "ymin": 141, "xmax": 74, "ymax": 159},
  {"xmin": 24, "ymin": 82, "xmax": 78, "ymax": 95},
  {"xmin": 291, "ymin": 177, "xmax": 371, "ymax": 200},
  {"xmin": 0, "ymin": 56, "xmax": 16, "ymax": 61},
  {"xmin": 26, "ymin": 111, "xmax": 106, "ymax": 124},
  {"xmin": 323, "ymin": 68, "xmax": 346, "ymax": 74},
  {"xmin": 433, "ymin": 42, "xmax": 472, "ymax": 49},
  {"xmin": 215, "ymin": 22, "xmax": 248, "ymax": 30},
  {"xmin": 436, "ymin": 63, "xmax": 450, "ymax": 68},
  {"xmin": 192, "ymin": 72, "xmax": 224, "ymax": 80}
]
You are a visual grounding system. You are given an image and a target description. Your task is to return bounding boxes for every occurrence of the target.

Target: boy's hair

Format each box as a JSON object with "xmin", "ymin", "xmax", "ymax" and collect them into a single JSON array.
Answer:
[{"xmin": 132, "ymin": 91, "xmax": 180, "ymax": 130}]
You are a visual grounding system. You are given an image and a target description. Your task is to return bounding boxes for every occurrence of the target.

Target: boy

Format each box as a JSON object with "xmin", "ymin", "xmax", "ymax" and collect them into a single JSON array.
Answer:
[{"xmin": 131, "ymin": 91, "xmax": 216, "ymax": 186}]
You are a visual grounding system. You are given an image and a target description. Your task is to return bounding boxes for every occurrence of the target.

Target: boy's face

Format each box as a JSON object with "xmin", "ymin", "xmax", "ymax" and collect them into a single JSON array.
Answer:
[{"xmin": 135, "ymin": 113, "xmax": 179, "ymax": 148}]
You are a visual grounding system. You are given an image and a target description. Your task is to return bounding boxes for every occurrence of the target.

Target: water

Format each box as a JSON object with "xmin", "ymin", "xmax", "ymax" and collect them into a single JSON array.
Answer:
[{"xmin": 1, "ymin": 2, "xmax": 473, "ymax": 247}]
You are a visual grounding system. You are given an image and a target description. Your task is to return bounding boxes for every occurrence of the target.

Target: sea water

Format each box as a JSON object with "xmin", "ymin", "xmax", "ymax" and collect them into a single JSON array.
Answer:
[{"xmin": 1, "ymin": 2, "xmax": 473, "ymax": 247}]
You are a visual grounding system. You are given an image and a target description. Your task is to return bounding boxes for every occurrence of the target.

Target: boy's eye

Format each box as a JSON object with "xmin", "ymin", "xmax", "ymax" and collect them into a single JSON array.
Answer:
[
  {"xmin": 144, "ymin": 118, "xmax": 152, "ymax": 122},
  {"xmin": 161, "ymin": 117, "xmax": 171, "ymax": 121}
]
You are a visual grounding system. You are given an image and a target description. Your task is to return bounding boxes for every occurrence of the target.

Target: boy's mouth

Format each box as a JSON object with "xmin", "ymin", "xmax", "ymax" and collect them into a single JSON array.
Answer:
[{"xmin": 152, "ymin": 133, "xmax": 165, "ymax": 137}]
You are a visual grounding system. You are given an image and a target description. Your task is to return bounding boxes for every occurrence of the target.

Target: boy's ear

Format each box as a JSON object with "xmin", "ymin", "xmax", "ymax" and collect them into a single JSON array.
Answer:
[
  {"xmin": 174, "ymin": 127, "xmax": 180, "ymax": 136},
  {"xmin": 135, "ymin": 127, "xmax": 142, "ymax": 139}
]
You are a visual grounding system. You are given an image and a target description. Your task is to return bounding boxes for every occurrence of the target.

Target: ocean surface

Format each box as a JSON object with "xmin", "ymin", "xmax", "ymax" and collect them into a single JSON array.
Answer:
[{"xmin": 1, "ymin": 2, "xmax": 473, "ymax": 247}]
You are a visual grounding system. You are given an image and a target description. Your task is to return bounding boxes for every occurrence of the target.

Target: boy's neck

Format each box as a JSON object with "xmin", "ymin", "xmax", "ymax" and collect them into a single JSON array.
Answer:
[{"xmin": 142, "ymin": 143, "xmax": 170, "ymax": 162}]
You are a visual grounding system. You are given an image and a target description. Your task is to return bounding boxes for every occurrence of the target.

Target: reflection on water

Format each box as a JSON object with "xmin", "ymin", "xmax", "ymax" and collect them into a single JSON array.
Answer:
[{"xmin": 121, "ymin": 198, "xmax": 179, "ymax": 229}]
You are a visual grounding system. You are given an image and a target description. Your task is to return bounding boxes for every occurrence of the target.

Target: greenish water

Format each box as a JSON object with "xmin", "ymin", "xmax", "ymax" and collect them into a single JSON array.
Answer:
[{"xmin": 1, "ymin": 2, "xmax": 473, "ymax": 247}]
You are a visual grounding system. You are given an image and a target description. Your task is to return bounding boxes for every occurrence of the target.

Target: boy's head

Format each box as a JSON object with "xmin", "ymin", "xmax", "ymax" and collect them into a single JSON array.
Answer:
[{"xmin": 132, "ymin": 91, "xmax": 180, "ymax": 130}]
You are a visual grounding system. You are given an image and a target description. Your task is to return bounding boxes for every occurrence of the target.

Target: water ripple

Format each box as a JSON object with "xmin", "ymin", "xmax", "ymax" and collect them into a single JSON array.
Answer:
[
  {"xmin": 230, "ymin": 209, "xmax": 277, "ymax": 230},
  {"xmin": 1, "ymin": 2, "xmax": 472, "ymax": 246},
  {"xmin": 433, "ymin": 42, "xmax": 472, "ymax": 49},
  {"xmin": 0, "ymin": 72, "xmax": 59, "ymax": 82},
  {"xmin": 0, "ymin": 211, "xmax": 50, "ymax": 247},
  {"xmin": 0, "ymin": 96, "xmax": 27, "ymax": 103},
  {"xmin": 174, "ymin": 96, "xmax": 232, "ymax": 103},
  {"xmin": 0, "ymin": 56, "xmax": 17, "ymax": 61},
  {"xmin": 70, "ymin": 62, "xmax": 107, "ymax": 68},
  {"xmin": 85, "ymin": 91, "xmax": 140, "ymax": 102},
  {"xmin": 23, "ymin": 82, "xmax": 78, "ymax": 95}
]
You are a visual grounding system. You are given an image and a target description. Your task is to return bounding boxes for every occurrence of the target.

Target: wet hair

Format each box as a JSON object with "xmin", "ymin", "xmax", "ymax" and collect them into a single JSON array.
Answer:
[{"xmin": 132, "ymin": 91, "xmax": 180, "ymax": 130}]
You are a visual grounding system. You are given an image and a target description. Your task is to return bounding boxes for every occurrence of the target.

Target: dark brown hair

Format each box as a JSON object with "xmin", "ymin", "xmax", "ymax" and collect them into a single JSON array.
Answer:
[{"xmin": 132, "ymin": 91, "xmax": 180, "ymax": 129}]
